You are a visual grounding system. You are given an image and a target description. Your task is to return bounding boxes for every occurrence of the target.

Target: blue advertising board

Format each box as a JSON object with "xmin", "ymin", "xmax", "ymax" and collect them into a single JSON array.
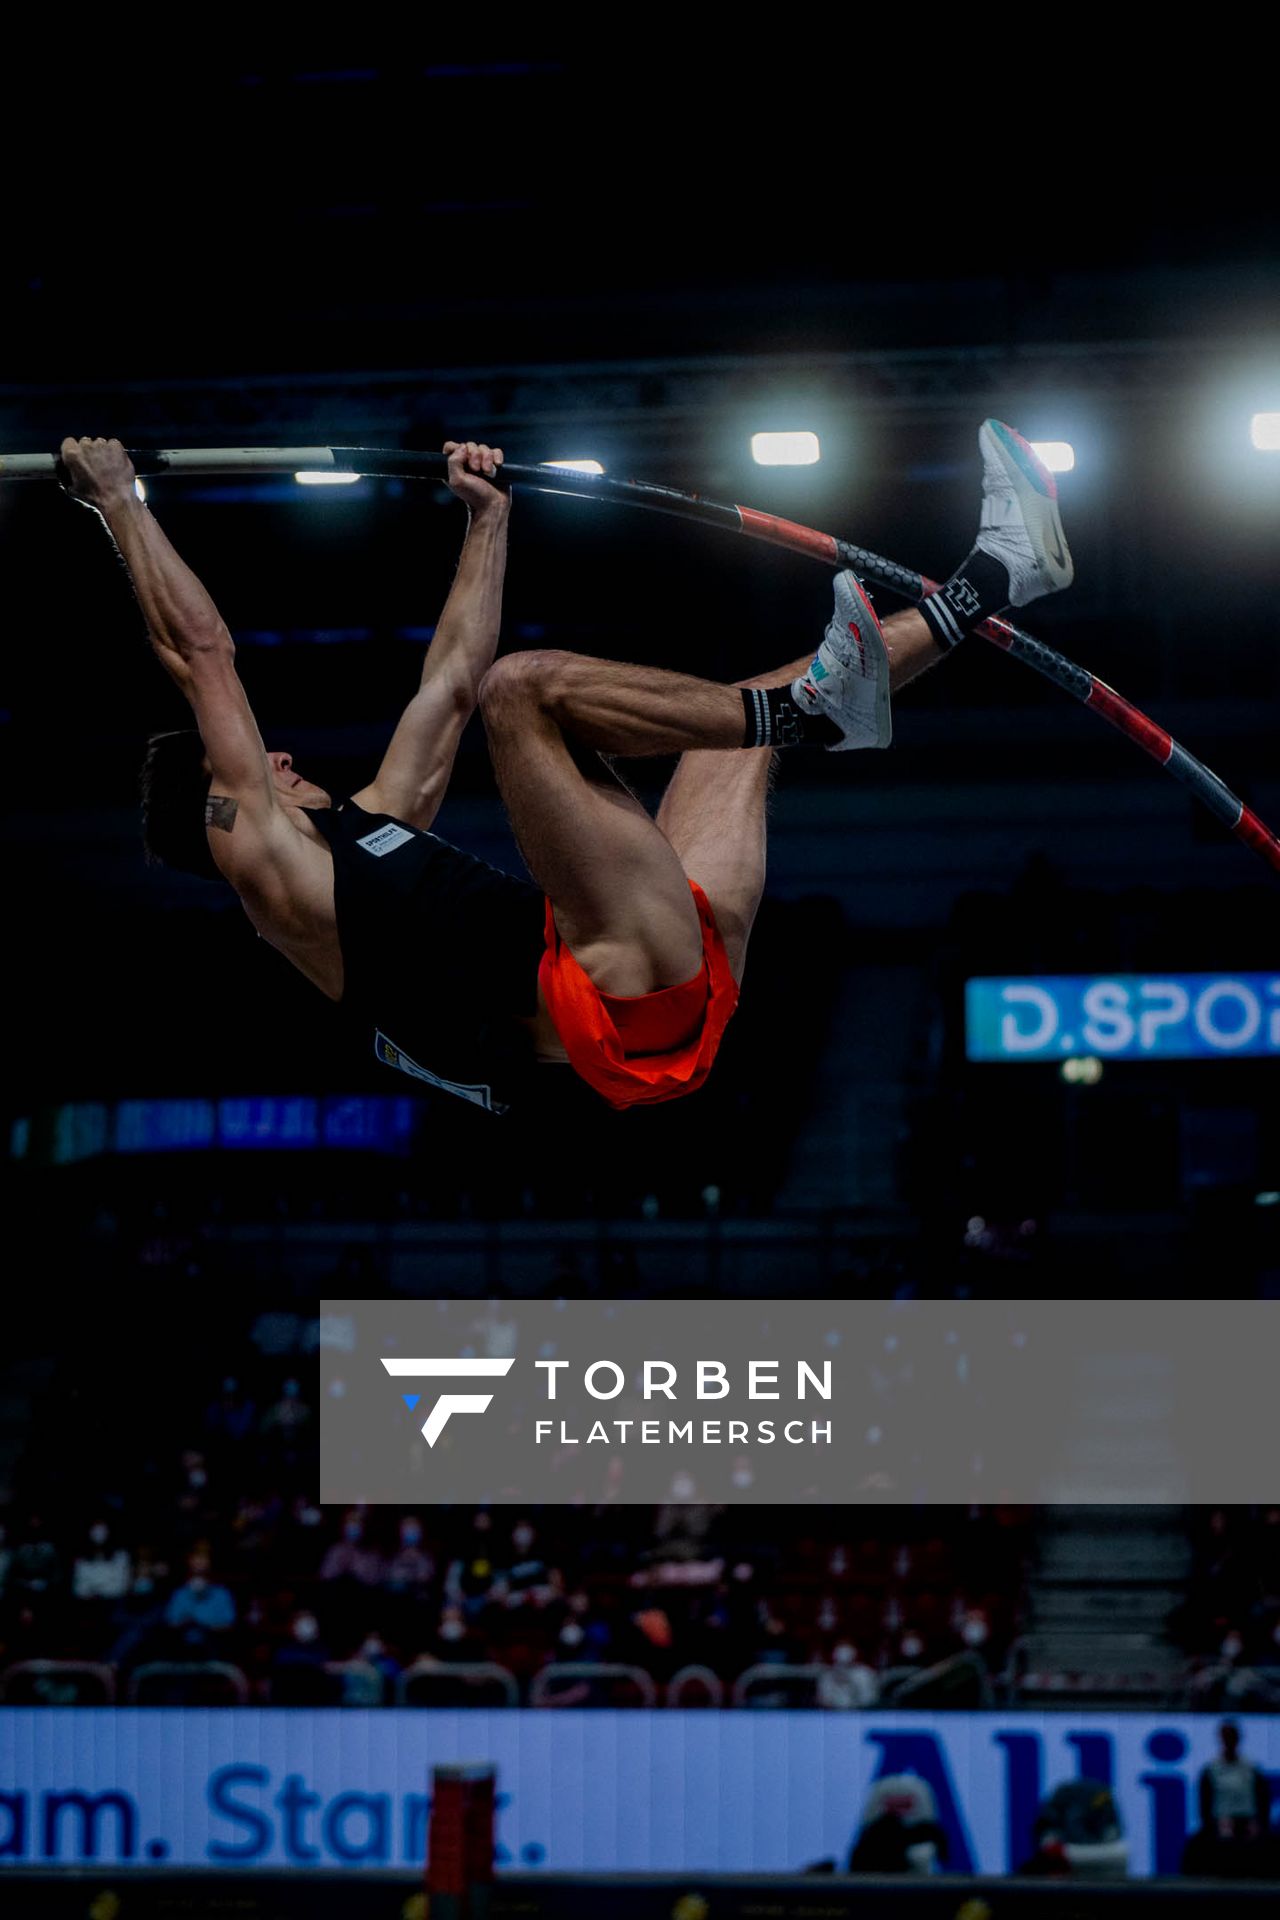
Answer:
[
  {"xmin": 966, "ymin": 972, "xmax": 1280, "ymax": 1063},
  {"xmin": 11, "ymin": 1096, "xmax": 421, "ymax": 1165},
  {"xmin": 2, "ymin": 1708, "xmax": 1278, "ymax": 1879}
]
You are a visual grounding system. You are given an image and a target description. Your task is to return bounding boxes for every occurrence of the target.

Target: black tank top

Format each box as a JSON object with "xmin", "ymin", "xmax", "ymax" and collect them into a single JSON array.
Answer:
[{"xmin": 307, "ymin": 799, "xmax": 547, "ymax": 1114}]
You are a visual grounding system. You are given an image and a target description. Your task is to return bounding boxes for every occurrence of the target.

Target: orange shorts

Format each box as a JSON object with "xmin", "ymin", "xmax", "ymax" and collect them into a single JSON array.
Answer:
[{"xmin": 538, "ymin": 880, "xmax": 740, "ymax": 1110}]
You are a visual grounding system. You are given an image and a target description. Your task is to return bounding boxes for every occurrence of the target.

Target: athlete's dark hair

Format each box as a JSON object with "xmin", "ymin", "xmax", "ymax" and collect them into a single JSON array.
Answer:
[{"xmin": 140, "ymin": 729, "xmax": 220, "ymax": 880}]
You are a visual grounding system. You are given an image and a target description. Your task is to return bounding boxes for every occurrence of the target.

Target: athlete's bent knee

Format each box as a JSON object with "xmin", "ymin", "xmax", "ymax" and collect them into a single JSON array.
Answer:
[{"xmin": 478, "ymin": 650, "xmax": 574, "ymax": 724}]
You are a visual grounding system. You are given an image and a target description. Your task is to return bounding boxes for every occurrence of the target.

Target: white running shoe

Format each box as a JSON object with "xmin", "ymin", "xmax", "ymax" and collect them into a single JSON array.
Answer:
[
  {"xmin": 975, "ymin": 418, "xmax": 1074, "ymax": 606},
  {"xmin": 791, "ymin": 571, "xmax": 891, "ymax": 752}
]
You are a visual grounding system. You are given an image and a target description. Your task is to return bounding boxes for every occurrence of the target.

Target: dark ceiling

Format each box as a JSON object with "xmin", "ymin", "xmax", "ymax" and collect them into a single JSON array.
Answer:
[{"xmin": 7, "ymin": 47, "xmax": 1277, "ymax": 383}]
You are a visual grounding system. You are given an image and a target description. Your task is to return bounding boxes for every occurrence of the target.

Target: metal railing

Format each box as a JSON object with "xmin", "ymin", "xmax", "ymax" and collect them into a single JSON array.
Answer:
[
  {"xmin": 0, "ymin": 1659, "xmax": 117, "ymax": 1704},
  {"xmin": 529, "ymin": 1663, "xmax": 657, "ymax": 1708},
  {"xmin": 879, "ymin": 1651, "xmax": 993, "ymax": 1707},
  {"xmin": 731, "ymin": 1663, "xmax": 827, "ymax": 1708},
  {"xmin": 395, "ymin": 1661, "xmax": 519, "ymax": 1707},
  {"xmin": 665, "ymin": 1664, "xmax": 725, "ymax": 1707},
  {"xmin": 126, "ymin": 1661, "xmax": 250, "ymax": 1704},
  {"xmin": 3, "ymin": 1651, "xmax": 1215, "ymax": 1710}
]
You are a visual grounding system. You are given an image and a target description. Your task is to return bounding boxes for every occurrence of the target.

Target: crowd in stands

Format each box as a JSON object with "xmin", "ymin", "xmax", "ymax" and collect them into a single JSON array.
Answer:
[
  {"xmin": 1174, "ymin": 1508, "xmax": 1280, "ymax": 1709},
  {"xmin": 0, "ymin": 1345, "xmax": 1029, "ymax": 1707}
]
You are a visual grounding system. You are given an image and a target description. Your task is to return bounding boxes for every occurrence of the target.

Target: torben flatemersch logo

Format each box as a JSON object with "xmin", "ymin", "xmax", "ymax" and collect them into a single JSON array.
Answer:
[
  {"xmin": 380, "ymin": 1357, "xmax": 514, "ymax": 1446},
  {"xmin": 382, "ymin": 1355, "xmax": 833, "ymax": 1450}
]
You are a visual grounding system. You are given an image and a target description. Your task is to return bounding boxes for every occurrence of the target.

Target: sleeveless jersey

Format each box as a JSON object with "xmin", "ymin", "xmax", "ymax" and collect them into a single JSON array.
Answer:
[{"xmin": 306, "ymin": 799, "xmax": 547, "ymax": 1114}]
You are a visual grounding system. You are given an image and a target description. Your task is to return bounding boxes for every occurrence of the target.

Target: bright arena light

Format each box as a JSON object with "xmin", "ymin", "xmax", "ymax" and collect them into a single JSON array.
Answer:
[
  {"xmin": 751, "ymin": 431, "xmax": 821, "ymax": 467},
  {"xmin": 1250, "ymin": 412, "xmax": 1280, "ymax": 451},
  {"xmin": 1061, "ymin": 1055, "xmax": 1104, "ymax": 1086},
  {"xmin": 295, "ymin": 470, "xmax": 362, "ymax": 485},
  {"xmin": 134, "ymin": 478, "xmax": 147, "ymax": 502},
  {"xmin": 540, "ymin": 459, "xmax": 605, "ymax": 475},
  {"xmin": 1030, "ymin": 441, "xmax": 1076, "ymax": 473}
]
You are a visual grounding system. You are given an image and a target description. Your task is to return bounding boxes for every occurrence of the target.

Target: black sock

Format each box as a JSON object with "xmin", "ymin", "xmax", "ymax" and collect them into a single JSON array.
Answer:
[
  {"xmin": 919, "ymin": 548, "xmax": 1012, "ymax": 652},
  {"xmin": 741, "ymin": 685, "xmax": 842, "ymax": 748}
]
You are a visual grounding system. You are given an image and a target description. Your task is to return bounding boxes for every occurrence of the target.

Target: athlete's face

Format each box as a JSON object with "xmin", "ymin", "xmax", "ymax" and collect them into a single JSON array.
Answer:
[{"xmin": 266, "ymin": 751, "xmax": 331, "ymax": 809}]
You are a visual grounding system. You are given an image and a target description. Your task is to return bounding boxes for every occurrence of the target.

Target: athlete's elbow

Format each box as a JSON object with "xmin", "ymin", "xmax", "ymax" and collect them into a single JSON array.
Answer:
[
  {"xmin": 181, "ymin": 619, "xmax": 235, "ymax": 664},
  {"xmin": 441, "ymin": 673, "xmax": 481, "ymax": 721}
]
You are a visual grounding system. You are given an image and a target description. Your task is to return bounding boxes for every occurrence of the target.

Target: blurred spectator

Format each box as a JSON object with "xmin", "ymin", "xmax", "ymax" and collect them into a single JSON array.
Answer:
[
  {"xmin": 561, "ymin": 1590, "xmax": 611, "ymax": 1659},
  {"xmin": 753, "ymin": 1606, "xmax": 797, "ymax": 1666},
  {"xmin": 847, "ymin": 1775, "xmax": 948, "ymax": 1874},
  {"xmin": 72, "ymin": 1520, "xmax": 133, "ymax": 1649},
  {"xmin": 555, "ymin": 1614, "xmax": 590, "ymax": 1658},
  {"xmin": 108, "ymin": 1568, "xmax": 168, "ymax": 1669},
  {"xmin": 260, "ymin": 1378, "xmax": 312, "ymax": 1442},
  {"xmin": 1018, "ymin": 1780, "xmax": 1129, "ymax": 1880},
  {"xmin": 164, "ymin": 1552, "xmax": 235, "ymax": 1652},
  {"xmin": 444, "ymin": 1546, "xmax": 501, "ymax": 1616},
  {"xmin": 204, "ymin": 1377, "xmax": 257, "ymax": 1447},
  {"xmin": 896, "ymin": 1629, "xmax": 928, "ymax": 1673},
  {"xmin": 10, "ymin": 1513, "xmax": 61, "ymax": 1600},
  {"xmin": 817, "ymin": 1642, "xmax": 879, "ymax": 1709},
  {"xmin": 385, "ymin": 1516, "xmax": 435, "ymax": 1593},
  {"xmin": 285, "ymin": 1494, "xmax": 326, "ymax": 1542},
  {"xmin": 1199, "ymin": 1721, "xmax": 1270, "ymax": 1844},
  {"xmin": 355, "ymin": 1630, "xmax": 401, "ymax": 1689},
  {"xmin": 320, "ymin": 1512, "xmax": 386, "ymax": 1587},
  {"xmin": 328, "ymin": 1632, "xmax": 400, "ymax": 1707},
  {"xmin": 504, "ymin": 1521, "xmax": 560, "ymax": 1607},
  {"xmin": 270, "ymin": 1610, "xmax": 332, "ymax": 1704},
  {"xmin": 230, "ymin": 1490, "xmax": 283, "ymax": 1559},
  {"xmin": 171, "ymin": 1452, "xmax": 217, "ymax": 1553},
  {"xmin": 631, "ymin": 1605, "xmax": 677, "ymax": 1679},
  {"xmin": 429, "ymin": 1604, "xmax": 485, "ymax": 1662},
  {"xmin": 654, "ymin": 1482, "xmax": 723, "ymax": 1561},
  {"xmin": 956, "ymin": 1607, "xmax": 993, "ymax": 1670}
]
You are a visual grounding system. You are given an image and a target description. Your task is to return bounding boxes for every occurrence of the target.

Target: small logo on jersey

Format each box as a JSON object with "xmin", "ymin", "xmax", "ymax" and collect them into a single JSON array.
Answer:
[
  {"xmin": 375, "ymin": 1032, "xmax": 508, "ymax": 1114},
  {"xmin": 357, "ymin": 823, "xmax": 415, "ymax": 857}
]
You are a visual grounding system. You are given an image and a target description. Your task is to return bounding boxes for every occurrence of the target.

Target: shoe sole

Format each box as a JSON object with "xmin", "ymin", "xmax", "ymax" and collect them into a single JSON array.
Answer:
[{"xmin": 980, "ymin": 419, "xmax": 1074, "ymax": 595}]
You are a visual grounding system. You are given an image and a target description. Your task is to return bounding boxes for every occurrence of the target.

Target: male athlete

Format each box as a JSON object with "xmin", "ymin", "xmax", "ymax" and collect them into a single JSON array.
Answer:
[{"xmin": 61, "ymin": 423, "xmax": 1072, "ymax": 1113}]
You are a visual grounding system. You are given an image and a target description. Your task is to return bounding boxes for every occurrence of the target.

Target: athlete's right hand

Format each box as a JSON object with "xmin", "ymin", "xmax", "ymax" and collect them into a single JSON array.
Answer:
[
  {"xmin": 59, "ymin": 436, "xmax": 138, "ymax": 512},
  {"xmin": 443, "ymin": 440, "xmax": 508, "ymax": 517}
]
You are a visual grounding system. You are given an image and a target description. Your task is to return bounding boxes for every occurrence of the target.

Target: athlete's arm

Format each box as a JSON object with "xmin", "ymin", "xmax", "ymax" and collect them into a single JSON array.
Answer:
[
  {"xmin": 352, "ymin": 440, "xmax": 510, "ymax": 830},
  {"xmin": 60, "ymin": 437, "xmax": 291, "ymax": 885}
]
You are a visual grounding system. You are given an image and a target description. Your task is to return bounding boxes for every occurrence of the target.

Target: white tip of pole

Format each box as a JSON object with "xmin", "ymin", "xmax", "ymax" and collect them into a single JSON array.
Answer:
[{"xmin": 0, "ymin": 453, "xmax": 61, "ymax": 479}]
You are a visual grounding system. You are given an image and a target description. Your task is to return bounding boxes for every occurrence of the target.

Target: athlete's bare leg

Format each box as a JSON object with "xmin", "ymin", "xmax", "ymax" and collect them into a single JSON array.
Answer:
[
  {"xmin": 479, "ymin": 608, "xmax": 942, "ymax": 997},
  {"xmin": 500, "ymin": 410, "xmax": 1074, "ymax": 999},
  {"xmin": 658, "ymin": 610, "xmax": 942, "ymax": 979}
]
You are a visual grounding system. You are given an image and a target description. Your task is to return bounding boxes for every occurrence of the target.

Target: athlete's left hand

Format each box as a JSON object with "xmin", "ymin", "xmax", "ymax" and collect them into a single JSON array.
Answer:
[{"xmin": 443, "ymin": 440, "xmax": 508, "ymax": 516}]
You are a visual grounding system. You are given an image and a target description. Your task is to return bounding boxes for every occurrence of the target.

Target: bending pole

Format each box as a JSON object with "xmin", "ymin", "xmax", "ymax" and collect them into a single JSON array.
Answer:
[{"xmin": 4, "ymin": 443, "xmax": 1276, "ymax": 874}]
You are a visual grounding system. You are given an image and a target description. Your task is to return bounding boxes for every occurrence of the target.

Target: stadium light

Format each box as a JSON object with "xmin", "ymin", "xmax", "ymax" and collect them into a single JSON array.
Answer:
[
  {"xmin": 295, "ymin": 470, "xmax": 362, "ymax": 485},
  {"xmin": 541, "ymin": 459, "xmax": 605, "ymax": 475},
  {"xmin": 1250, "ymin": 412, "xmax": 1280, "ymax": 451},
  {"xmin": 1060, "ymin": 1055, "xmax": 1103, "ymax": 1085},
  {"xmin": 1030, "ymin": 441, "xmax": 1076, "ymax": 473},
  {"xmin": 751, "ymin": 431, "xmax": 821, "ymax": 466},
  {"xmin": 134, "ymin": 478, "xmax": 147, "ymax": 501}
]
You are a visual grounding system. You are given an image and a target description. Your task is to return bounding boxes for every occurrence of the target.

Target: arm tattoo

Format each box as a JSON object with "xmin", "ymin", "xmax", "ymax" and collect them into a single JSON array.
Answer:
[{"xmin": 205, "ymin": 795, "xmax": 239, "ymax": 833}]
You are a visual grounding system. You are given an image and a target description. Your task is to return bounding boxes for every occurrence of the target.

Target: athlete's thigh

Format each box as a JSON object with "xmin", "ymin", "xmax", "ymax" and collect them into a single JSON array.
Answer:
[
  {"xmin": 656, "ymin": 744, "xmax": 774, "ymax": 982},
  {"xmin": 487, "ymin": 711, "xmax": 702, "ymax": 995}
]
